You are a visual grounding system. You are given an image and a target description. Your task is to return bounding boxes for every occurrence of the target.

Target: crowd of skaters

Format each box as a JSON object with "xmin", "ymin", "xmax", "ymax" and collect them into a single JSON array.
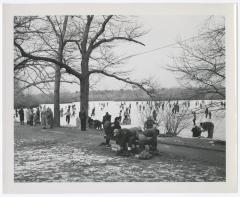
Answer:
[
  {"xmin": 16, "ymin": 106, "xmax": 54, "ymax": 129},
  {"xmin": 15, "ymin": 100, "xmax": 224, "ymax": 134}
]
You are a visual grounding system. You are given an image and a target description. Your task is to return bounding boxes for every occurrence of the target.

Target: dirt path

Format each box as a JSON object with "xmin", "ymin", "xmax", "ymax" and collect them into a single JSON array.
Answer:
[{"xmin": 14, "ymin": 124, "xmax": 225, "ymax": 182}]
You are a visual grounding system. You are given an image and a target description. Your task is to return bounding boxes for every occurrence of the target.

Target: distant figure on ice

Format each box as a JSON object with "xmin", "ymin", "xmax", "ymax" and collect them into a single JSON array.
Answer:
[
  {"xmin": 124, "ymin": 109, "xmax": 129, "ymax": 120},
  {"xmin": 205, "ymin": 107, "xmax": 209, "ymax": 118},
  {"xmin": 76, "ymin": 117, "xmax": 81, "ymax": 129},
  {"xmin": 152, "ymin": 109, "xmax": 157, "ymax": 121},
  {"xmin": 34, "ymin": 107, "xmax": 40, "ymax": 126},
  {"xmin": 41, "ymin": 106, "xmax": 47, "ymax": 129},
  {"xmin": 60, "ymin": 108, "xmax": 64, "ymax": 117},
  {"xmin": 46, "ymin": 107, "xmax": 54, "ymax": 128},
  {"xmin": 91, "ymin": 107, "xmax": 95, "ymax": 117},
  {"xmin": 172, "ymin": 103, "xmax": 178, "ymax": 114},
  {"xmin": 192, "ymin": 111, "xmax": 196, "ymax": 126},
  {"xmin": 176, "ymin": 103, "xmax": 179, "ymax": 112},
  {"xmin": 29, "ymin": 108, "xmax": 34, "ymax": 126},
  {"xmin": 208, "ymin": 111, "xmax": 212, "ymax": 119},
  {"xmin": 26, "ymin": 108, "xmax": 31, "ymax": 125},
  {"xmin": 19, "ymin": 107, "xmax": 24, "ymax": 125},
  {"xmin": 72, "ymin": 107, "xmax": 76, "ymax": 117},
  {"xmin": 65, "ymin": 107, "xmax": 71, "ymax": 125},
  {"xmin": 119, "ymin": 110, "xmax": 122, "ymax": 122}
]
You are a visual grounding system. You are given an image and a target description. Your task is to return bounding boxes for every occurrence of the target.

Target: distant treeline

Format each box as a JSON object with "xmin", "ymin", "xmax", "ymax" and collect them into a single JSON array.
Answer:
[{"xmin": 14, "ymin": 88, "xmax": 225, "ymax": 108}]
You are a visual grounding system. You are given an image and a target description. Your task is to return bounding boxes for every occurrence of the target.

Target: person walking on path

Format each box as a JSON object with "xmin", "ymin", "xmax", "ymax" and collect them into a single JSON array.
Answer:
[
  {"xmin": 19, "ymin": 107, "xmax": 24, "ymax": 125},
  {"xmin": 102, "ymin": 112, "xmax": 112, "ymax": 146},
  {"xmin": 79, "ymin": 110, "xmax": 87, "ymax": 131}
]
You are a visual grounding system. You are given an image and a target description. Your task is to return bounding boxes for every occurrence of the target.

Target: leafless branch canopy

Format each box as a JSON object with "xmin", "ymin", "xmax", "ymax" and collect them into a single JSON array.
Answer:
[
  {"xmin": 14, "ymin": 15, "xmax": 152, "ymax": 94},
  {"xmin": 167, "ymin": 16, "xmax": 225, "ymax": 99}
]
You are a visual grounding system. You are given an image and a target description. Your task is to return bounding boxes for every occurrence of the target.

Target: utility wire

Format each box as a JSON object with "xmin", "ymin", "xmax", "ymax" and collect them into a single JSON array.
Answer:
[{"xmin": 119, "ymin": 33, "xmax": 206, "ymax": 61}]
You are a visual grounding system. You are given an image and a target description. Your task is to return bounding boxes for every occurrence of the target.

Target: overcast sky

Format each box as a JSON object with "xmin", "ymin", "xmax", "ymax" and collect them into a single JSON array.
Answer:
[
  {"xmin": 60, "ymin": 15, "xmax": 210, "ymax": 93},
  {"xmin": 26, "ymin": 15, "xmax": 212, "ymax": 94}
]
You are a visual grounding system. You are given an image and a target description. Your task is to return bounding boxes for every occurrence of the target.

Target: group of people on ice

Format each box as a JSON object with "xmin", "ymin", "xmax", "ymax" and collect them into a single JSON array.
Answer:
[{"xmin": 16, "ymin": 106, "xmax": 54, "ymax": 129}]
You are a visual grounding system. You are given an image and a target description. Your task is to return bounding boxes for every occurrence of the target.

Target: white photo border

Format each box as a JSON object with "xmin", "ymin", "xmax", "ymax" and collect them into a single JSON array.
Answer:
[{"xmin": 2, "ymin": 3, "xmax": 237, "ymax": 193}]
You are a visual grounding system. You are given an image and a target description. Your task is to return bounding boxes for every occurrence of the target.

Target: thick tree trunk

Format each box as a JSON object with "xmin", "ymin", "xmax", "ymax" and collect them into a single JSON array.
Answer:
[
  {"xmin": 79, "ymin": 56, "xmax": 90, "ymax": 131},
  {"xmin": 53, "ymin": 65, "xmax": 61, "ymax": 127},
  {"xmin": 80, "ymin": 76, "xmax": 89, "ymax": 117}
]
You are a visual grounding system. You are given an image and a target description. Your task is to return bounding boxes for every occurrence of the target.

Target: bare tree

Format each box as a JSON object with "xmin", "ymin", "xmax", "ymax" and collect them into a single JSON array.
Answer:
[
  {"xmin": 167, "ymin": 16, "xmax": 225, "ymax": 99},
  {"xmin": 15, "ymin": 15, "xmax": 155, "ymax": 130},
  {"xmin": 138, "ymin": 103, "xmax": 191, "ymax": 136},
  {"xmin": 14, "ymin": 16, "xmax": 81, "ymax": 126},
  {"xmin": 161, "ymin": 108, "xmax": 191, "ymax": 136}
]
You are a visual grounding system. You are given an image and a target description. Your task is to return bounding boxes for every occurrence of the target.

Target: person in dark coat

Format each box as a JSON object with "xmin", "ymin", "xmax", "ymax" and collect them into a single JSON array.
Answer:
[
  {"xmin": 103, "ymin": 120, "xmax": 112, "ymax": 146},
  {"xmin": 152, "ymin": 110, "xmax": 157, "ymax": 121},
  {"xmin": 200, "ymin": 122, "xmax": 214, "ymax": 139},
  {"xmin": 46, "ymin": 107, "xmax": 54, "ymax": 128},
  {"xmin": 144, "ymin": 117, "xmax": 155, "ymax": 130},
  {"xmin": 19, "ymin": 108, "xmax": 24, "ymax": 125},
  {"xmin": 142, "ymin": 128, "xmax": 159, "ymax": 152},
  {"xmin": 79, "ymin": 110, "xmax": 87, "ymax": 131},
  {"xmin": 102, "ymin": 112, "xmax": 111, "ymax": 124},
  {"xmin": 112, "ymin": 117, "xmax": 121, "ymax": 131},
  {"xmin": 29, "ymin": 108, "xmax": 34, "ymax": 126},
  {"xmin": 102, "ymin": 112, "xmax": 112, "ymax": 146},
  {"xmin": 114, "ymin": 128, "xmax": 138, "ymax": 153},
  {"xmin": 191, "ymin": 126, "xmax": 202, "ymax": 137},
  {"xmin": 91, "ymin": 107, "xmax": 95, "ymax": 117},
  {"xmin": 34, "ymin": 107, "xmax": 40, "ymax": 126}
]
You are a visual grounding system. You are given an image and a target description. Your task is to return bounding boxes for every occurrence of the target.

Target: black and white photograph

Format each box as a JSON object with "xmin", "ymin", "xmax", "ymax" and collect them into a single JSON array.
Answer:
[{"xmin": 2, "ymin": 2, "xmax": 237, "ymax": 194}]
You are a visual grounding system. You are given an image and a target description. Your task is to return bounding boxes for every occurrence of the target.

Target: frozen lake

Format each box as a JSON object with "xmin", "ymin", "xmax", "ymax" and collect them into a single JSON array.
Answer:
[{"xmin": 16, "ymin": 100, "xmax": 225, "ymax": 141}]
